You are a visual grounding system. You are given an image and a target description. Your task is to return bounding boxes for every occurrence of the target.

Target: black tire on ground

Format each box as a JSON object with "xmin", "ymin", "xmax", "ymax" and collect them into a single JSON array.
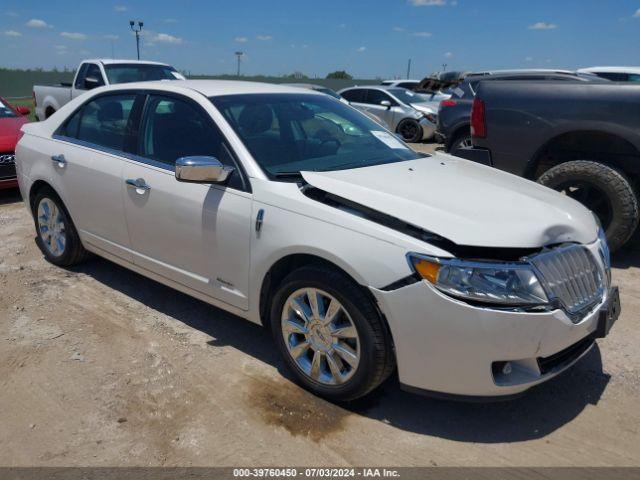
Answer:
[
  {"xmin": 448, "ymin": 132, "xmax": 472, "ymax": 154},
  {"xmin": 396, "ymin": 118, "xmax": 423, "ymax": 143},
  {"xmin": 32, "ymin": 187, "xmax": 90, "ymax": 267},
  {"xmin": 538, "ymin": 160, "xmax": 639, "ymax": 252},
  {"xmin": 270, "ymin": 264, "xmax": 395, "ymax": 401}
]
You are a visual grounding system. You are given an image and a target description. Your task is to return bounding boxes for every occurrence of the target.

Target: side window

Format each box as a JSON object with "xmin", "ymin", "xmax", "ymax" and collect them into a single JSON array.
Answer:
[
  {"xmin": 341, "ymin": 89, "xmax": 365, "ymax": 103},
  {"xmin": 84, "ymin": 63, "xmax": 105, "ymax": 89},
  {"xmin": 65, "ymin": 94, "xmax": 137, "ymax": 151},
  {"xmin": 365, "ymin": 89, "xmax": 393, "ymax": 105},
  {"xmin": 139, "ymin": 95, "xmax": 244, "ymax": 189},
  {"xmin": 397, "ymin": 82, "xmax": 416, "ymax": 89},
  {"xmin": 74, "ymin": 63, "xmax": 89, "ymax": 89},
  {"xmin": 596, "ymin": 72, "xmax": 627, "ymax": 82}
]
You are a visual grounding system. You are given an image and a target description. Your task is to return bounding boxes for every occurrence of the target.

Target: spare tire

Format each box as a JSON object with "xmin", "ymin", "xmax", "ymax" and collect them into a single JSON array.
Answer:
[{"xmin": 538, "ymin": 160, "xmax": 639, "ymax": 252}]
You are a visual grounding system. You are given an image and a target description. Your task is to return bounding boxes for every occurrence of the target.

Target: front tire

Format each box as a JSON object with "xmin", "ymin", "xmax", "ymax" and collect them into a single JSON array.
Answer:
[
  {"xmin": 32, "ymin": 188, "xmax": 89, "ymax": 266},
  {"xmin": 396, "ymin": 118, "xmax": 423, "ymax": 143},
  {"xmin": 270, "ymin": 265, "xmax": 395, "ymax": 401},
  {"xmin": 538, "ymin": 160, "xmax": 639, "ymax": 252}
]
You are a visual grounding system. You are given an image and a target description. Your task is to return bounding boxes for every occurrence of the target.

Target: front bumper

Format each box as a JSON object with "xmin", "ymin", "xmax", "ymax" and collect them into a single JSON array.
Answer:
[
  {"xmin": 418, "ymin": 118, "xmax": 436, "ymax": 141},
  {"xmin": 370, "ymin": 244, "xmax": 617, "ymax": 398}
]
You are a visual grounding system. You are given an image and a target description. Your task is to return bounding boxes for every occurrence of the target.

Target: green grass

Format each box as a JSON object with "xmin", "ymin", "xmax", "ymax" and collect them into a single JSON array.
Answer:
[{"xmin": 5, "ymin": 97, "xmax": 37, "ymax": 122}]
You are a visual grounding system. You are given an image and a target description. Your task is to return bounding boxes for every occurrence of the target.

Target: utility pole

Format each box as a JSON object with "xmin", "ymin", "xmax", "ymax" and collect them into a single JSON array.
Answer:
[
  {"xmin": 406, "ymin": 58, "xmax": 411, "ymax": 79},
  {"xmin": 129, "ymin": 20, "xmax": 143, "ymax": 60},
  {"xmin": 235, "ymin": 51, "xmax": 244, "ymax": 76}
]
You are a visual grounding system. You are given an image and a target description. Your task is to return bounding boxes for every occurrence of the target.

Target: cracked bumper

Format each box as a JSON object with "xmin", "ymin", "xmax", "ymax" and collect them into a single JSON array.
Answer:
[{"xmin": 370, "ymin": 280, "xmax": 609, "ymax": 398}]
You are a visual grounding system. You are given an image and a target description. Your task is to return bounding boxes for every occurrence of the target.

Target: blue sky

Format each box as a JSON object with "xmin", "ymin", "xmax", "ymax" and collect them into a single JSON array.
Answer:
[{"xmin": 1, "ymin": 0, "xmax": 639, "ymax": 78}]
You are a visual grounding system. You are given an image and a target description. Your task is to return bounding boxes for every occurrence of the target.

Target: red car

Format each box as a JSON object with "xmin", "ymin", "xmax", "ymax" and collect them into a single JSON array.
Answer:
[{"xmin": 0, "ymin": 96, "xmax": 30, "ymax": 190}]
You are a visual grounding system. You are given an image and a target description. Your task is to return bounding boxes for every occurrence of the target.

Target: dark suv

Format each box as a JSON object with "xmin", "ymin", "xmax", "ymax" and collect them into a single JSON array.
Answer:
[{"xmin": 437, "ymin": 70, "xmax": 607, "ymax": 154}]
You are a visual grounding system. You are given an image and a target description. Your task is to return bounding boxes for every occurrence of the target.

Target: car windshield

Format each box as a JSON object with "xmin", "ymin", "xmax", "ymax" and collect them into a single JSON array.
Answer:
[
  {"xmin": 387, "ymin": 88, "xmax": 422, "ymax": 105},
  {"xmin": 210, "ymin": 93, "xmax": 424, "ymax": 180},
  {"xmin": 0, "ymin": 99, "xmax": 17, "ymax": 118},
  {"xmin": 314, "ymin": 87, "xmax": 342, "ymax": 99},
  {"xmin": 104, "ymin": 64, "xmax": 183, "ymax": 84}
]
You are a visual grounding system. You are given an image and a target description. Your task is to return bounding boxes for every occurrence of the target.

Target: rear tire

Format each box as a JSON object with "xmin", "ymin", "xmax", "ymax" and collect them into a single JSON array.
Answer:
[
  {"xmin": 270, "ymin": 265, "xmax": 395, "ymax": 401},
  {"xmin": 32, "ymin": 187, "xmax": 90, "ymax": 266},
  {"xmin": 396, "ymin": 119, "xmax": 423, "ymax": 143},
  {"xmin": 448, "ymin": 132, "xmax": 472, "ymax": 154},
  {"xmin": 538, "ymin": 160, "xmax": 639, "ymax": 252}
]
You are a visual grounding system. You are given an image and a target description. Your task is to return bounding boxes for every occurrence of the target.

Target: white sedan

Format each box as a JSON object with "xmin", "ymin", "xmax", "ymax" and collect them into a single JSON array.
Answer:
[{"xmin": 16, "ymin": 80, "xmax": 619, "ymax": 401}]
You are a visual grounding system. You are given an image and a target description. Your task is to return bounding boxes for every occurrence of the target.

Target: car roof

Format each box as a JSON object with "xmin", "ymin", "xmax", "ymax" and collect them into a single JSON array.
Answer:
[
  {"xmin": 340, "ymin": 85, "xmax": 403, "ymax": 92},
  {"xmin": 87, "ymin": 59, "xmax": 172, "ymax": 66},
  {"xmin": 281, "ymin": 83, "xmax": 329, "ymax": 90},
  {"xmin": 381, "ymin": 79, "xmax": 420, "ymax": 84},
  {"xmin": 578, "ymin": 66, "xmax": 640, "ymax": 74},
  {"xmin": 103, "ymin": 79, "xmax": 324, "ymax": 97},
  {"xmin": 471, "ymin": 69, "xmax": 575, "ymax": 76}
]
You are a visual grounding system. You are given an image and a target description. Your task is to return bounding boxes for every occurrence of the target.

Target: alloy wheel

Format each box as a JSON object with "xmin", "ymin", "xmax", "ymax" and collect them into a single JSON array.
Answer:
[
  {"xmin": 37, "ymin": 198, "xmax": 67, "ymax": 257},
  {"xmin": 281, "ymin": 288, "xmax": 360, "ymax": 386}
]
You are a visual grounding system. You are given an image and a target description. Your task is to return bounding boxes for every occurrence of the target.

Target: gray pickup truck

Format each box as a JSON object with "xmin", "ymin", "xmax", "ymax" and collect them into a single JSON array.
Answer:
[{"xmin": 462, "ymin": 81, "xmax": 640, "ymax": 251}]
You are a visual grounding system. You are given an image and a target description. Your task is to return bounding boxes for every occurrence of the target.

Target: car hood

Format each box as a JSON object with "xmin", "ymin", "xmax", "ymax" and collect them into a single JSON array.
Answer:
[
  {"xmin": 0, "ymin": 116, "xmax": 28, "ymax": 151},
  {"xmin": 301, "ymin": 155, "xmax": 597, "ymax": 249},
  {"xmin": 411, "ymin": 102, "xmax": 440, "ymax": 115}
]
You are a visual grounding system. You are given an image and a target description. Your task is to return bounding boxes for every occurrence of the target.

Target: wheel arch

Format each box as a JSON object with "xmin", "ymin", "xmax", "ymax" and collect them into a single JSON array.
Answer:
[
  {"xmin": 527, "ymin": 130, "xmax": 640, "ymax": 182},
  {"xmin": 258, "ymin": 253, "xmax": 395, "ymax": 347},
  {"xmin": 28, "ymin": 179, "xmax": 60, "ymax": 214}
]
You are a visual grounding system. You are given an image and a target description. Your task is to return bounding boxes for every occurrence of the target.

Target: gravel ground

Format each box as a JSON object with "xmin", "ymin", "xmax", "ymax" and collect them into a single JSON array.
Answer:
[{"xmin": 1, "ymin": 150, "xmax": 639, "ymax": 466}]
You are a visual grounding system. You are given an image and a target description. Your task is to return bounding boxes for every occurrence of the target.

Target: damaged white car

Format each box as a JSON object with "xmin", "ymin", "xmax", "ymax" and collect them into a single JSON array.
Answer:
[{"xmin": 16, "ymin": 80, "xmax": 620, "ymax": 401}]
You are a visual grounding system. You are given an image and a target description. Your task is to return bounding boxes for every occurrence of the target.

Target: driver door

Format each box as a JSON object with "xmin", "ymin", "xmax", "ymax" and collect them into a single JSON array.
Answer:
[{"xmin": 122, "ymin": 93, "xmax": 253, "ymax": 310}]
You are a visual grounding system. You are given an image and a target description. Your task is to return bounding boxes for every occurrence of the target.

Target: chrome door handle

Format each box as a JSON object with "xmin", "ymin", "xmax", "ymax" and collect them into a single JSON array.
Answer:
[
  {"xmin": 125, "ymin": 178, "xmax": 151, "ymax": 193},
  {"xmin": 51, "ymin": 154, "xmax": 66, "ymax": 168}
]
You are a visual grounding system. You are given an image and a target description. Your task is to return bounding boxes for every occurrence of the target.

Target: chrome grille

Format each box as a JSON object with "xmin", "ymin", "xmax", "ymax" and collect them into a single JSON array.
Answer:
[{"xmin": 529, "ymin": 245, "xmax": 605, "ymax": 318}]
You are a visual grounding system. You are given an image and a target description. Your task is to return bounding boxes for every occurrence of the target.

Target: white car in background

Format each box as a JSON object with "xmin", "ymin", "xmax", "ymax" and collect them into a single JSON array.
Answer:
[
  {"xmin": 16, "ymin": 80, "xmax": 619, "ymax": 401},
  {"xmin": 577, "ymin": 66, "xmax": 640, "ymax": 82},
  {"xmin": 33, "ymin": 59, "xmax": 184, "ymax": 121}
]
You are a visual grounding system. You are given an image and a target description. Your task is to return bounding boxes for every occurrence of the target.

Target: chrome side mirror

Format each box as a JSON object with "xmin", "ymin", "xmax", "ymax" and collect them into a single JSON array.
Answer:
[
  {"xmin": 175, "ymin": 156, "xmax": 234, "ymax": 184},
  {"xmin": 380, "ymin": 100, "xmax": 392, "ymax": 109}
]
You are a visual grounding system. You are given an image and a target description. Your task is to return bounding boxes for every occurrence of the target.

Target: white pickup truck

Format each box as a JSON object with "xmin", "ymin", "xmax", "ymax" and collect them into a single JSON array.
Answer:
[{"xmin": 33, "ymin": 59, "xmax": 184, "ymax": 121}]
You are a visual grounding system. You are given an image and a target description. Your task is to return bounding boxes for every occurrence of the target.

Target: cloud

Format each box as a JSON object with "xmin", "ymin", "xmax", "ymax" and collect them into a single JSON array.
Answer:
[
  {"xmin": 393, "ymin": 26, "xmax": 405, "ymax": 32},
  {"xmin": 338, "ymin": 23, "xmax": 346, "ymax": 28},
  {"xmin": 3, "ymin": 30, "xmax": 22, "ymax": 37},
  {"xmin": 235, "ymin": 36, "xmax": 248, "ymax": 43},
  {"xmin": 153, "ymin": 33, "xmax": 183, "ymax": 44},
  {"xmin": 412, "ymin": 31, "xmax": 433, "ymax": 37},
  {"xmin": 103, "ymin": 34, "xmax": 119, "ymax": 40},
  {"xmin": 444, "ymin": 51, "xmax": 453, "ymax": 58},
  {"xmin": 256, "ymin": 35, "xmax": 272, "ymax": 41},
  {"xmin": 25, "ymin": 18, "xmax": 49, "ymax": 28},
  {"xmin": 634, "ymin": 8, "xmax": 640, "ymax": 18},
  {"xmin": 356, "ymin": 46, "xmax": 366, "ymax": 52},
  {"xmin": 6, "ymin": 11, "xmax": 19, "ymax": 17},
  {"xmin": 114, "ymin": 5, "xmax": 127, "ymax": 12},
  {"xmin": 54, "ymin": 45, "xmax": 68, "ymax": 55},
  {"xmin": 60, "ymin": 31, "xmax": 87, "ymax": 40},
  {"xmin": 525, "ymin": 56, "xmax": 533, "ymax": 62},
  {"xmin": 408, "ymin": 0, "xmax": 446, "ymax": 5},
  {"xmin": 528, "ymin": 22, "xmax": 557, "ymax": 30}
]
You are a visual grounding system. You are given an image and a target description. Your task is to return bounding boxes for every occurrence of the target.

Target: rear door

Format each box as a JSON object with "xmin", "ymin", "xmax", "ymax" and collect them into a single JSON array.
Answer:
[
  {"xmin": 50, "ymin": 91, "xmax": 142, "ymax": 260},
  {"xmin": 121, "ymin": 93, "xmax": 253, "ymax": 310}
]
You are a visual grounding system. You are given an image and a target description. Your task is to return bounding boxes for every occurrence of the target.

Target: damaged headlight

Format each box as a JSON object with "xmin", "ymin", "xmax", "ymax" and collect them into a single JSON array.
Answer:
[{"xmin": 408, "ymin": 254, "xmax": 548, "ymax": 306}]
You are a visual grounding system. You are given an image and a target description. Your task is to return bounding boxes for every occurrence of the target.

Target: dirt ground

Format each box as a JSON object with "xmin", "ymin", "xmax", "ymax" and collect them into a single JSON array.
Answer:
[{"xmin": 1, "ymin": 151, "xmax": 639, "ymax": 466}]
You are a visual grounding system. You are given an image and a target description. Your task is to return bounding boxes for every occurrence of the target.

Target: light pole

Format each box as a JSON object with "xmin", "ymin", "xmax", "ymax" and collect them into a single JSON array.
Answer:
[
  {"xmin": 406, "ymin": 58, "xmax": 411, "ymax": 79},
  {"xmin": 129, "ymin": 20, "xmax": 143, "ymax": 60},
  {"xmin": 442, "ymin": 63, "xmax": 447, "ymax": 72},
  {"xmin": 235, "ymin": 51, "xmax": 244, "ymax": 76}
]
